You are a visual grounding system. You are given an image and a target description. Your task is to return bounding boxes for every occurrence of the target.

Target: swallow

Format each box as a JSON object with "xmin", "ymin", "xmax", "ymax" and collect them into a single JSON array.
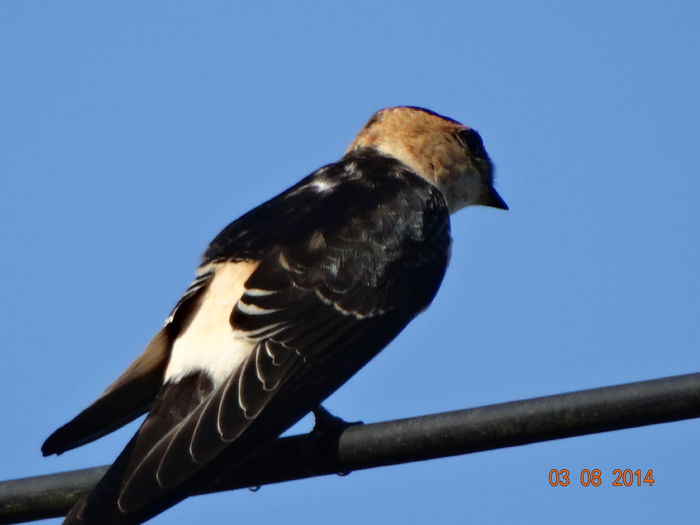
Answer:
[{"xmin": 42, "ymin": 106, "xmax": 508, "ymax": 524}]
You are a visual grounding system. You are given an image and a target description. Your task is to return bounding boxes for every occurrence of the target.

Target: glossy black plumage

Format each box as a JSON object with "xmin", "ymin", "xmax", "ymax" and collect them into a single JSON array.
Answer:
[
  {"xmin": 59, "ymin": 147, "xmax": 453, "ymax": 524},
  {"xmin": 205, "ymin": 148, "xmax": 450, "ymax": 265}
]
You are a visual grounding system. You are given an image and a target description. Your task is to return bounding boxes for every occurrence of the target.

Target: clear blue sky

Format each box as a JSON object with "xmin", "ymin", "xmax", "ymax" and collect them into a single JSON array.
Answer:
[{"xmin": 2, "ymin": 2, "xmax": 699, "ymax": 524}]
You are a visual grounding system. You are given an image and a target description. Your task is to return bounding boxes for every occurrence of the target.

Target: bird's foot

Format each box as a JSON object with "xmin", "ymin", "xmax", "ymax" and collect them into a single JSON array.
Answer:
[
  {"xmin": 311, "ymin": 406, "xmax": 362, "ymax": 436},
  {"xmin": 308, "ymin": 406, "xmax": 362, "ymax": 475}
]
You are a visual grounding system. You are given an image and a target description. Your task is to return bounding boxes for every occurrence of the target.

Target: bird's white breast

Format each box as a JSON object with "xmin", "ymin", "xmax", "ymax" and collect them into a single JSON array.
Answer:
[{"xmin": 164, "ymin": 261, "xmax": 258, "ymax": 387}]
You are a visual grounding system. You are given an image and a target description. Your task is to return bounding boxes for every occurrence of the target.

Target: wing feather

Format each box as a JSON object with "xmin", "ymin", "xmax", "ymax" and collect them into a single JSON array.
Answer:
[{"xmin": 42, "ymin": 272, "xmax": 213, "ymax": 457}]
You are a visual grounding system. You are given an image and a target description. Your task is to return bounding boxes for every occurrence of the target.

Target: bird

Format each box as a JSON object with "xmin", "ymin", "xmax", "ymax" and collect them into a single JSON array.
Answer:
[{"xmin": 42, "ymin": 106, "xmax": 508, "ymax": 524}]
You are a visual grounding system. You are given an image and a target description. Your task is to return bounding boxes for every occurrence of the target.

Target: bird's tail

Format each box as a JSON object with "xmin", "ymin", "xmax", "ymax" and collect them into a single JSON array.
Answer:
[{"xmin": 62, "ymin": 436, "xmax": 142, "ymax": 525}]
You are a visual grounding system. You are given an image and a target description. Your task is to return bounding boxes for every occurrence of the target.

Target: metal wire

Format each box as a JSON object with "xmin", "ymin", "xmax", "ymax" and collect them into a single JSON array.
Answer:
[{"xmin": 2, "ymin": 372, "xmax": 699, "ymax": 524}]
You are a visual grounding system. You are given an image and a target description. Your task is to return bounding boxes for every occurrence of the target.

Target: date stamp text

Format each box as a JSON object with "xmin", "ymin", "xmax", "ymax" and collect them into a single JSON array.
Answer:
[{"xmin": 548, "ymin": 469, "xmax": 654, "ymax": 487}]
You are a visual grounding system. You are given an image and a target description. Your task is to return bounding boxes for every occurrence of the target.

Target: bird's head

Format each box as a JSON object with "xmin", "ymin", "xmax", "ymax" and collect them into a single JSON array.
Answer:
[{"xmin": 346, "ymin": 106, "xmax": 507, "ymax": 213}]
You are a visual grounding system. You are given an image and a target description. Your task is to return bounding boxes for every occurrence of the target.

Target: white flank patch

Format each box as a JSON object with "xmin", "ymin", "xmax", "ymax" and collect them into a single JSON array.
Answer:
[{"xmin": 165, "ymin": 261, "xmax": 259, "ymax": 387}]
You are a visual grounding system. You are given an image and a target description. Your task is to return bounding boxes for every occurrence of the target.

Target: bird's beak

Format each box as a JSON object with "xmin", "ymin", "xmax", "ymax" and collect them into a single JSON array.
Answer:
[{"xmin": 478, "ymin": 187, "xmax": 509, "ymax": 210}]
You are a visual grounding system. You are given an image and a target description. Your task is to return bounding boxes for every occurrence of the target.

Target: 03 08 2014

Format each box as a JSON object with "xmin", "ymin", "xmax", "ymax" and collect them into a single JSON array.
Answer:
[{"xmin": 548, "ymin": 468, "xmax": 654, "ymax": 487}]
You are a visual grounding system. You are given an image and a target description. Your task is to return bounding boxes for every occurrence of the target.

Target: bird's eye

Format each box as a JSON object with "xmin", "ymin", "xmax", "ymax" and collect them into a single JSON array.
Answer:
[{"xmin": 458, "ymin": 129, "xmax": 485, "ymax": 156}]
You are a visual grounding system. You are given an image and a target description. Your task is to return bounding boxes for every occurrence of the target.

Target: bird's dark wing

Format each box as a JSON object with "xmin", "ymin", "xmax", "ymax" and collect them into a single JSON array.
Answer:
[
  {"xmin": 42, "ymin": 269, "xmax": 215, "ymax": 456},
  {"xmin": 65, "ymin": 150, "xmax": 452, "ymax": 524}
]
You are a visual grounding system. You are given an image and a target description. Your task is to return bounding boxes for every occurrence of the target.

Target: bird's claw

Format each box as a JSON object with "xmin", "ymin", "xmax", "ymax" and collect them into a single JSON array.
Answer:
[{"xmin": 311, "ymin": 406, "xmax": 362, "ymax": 436}]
